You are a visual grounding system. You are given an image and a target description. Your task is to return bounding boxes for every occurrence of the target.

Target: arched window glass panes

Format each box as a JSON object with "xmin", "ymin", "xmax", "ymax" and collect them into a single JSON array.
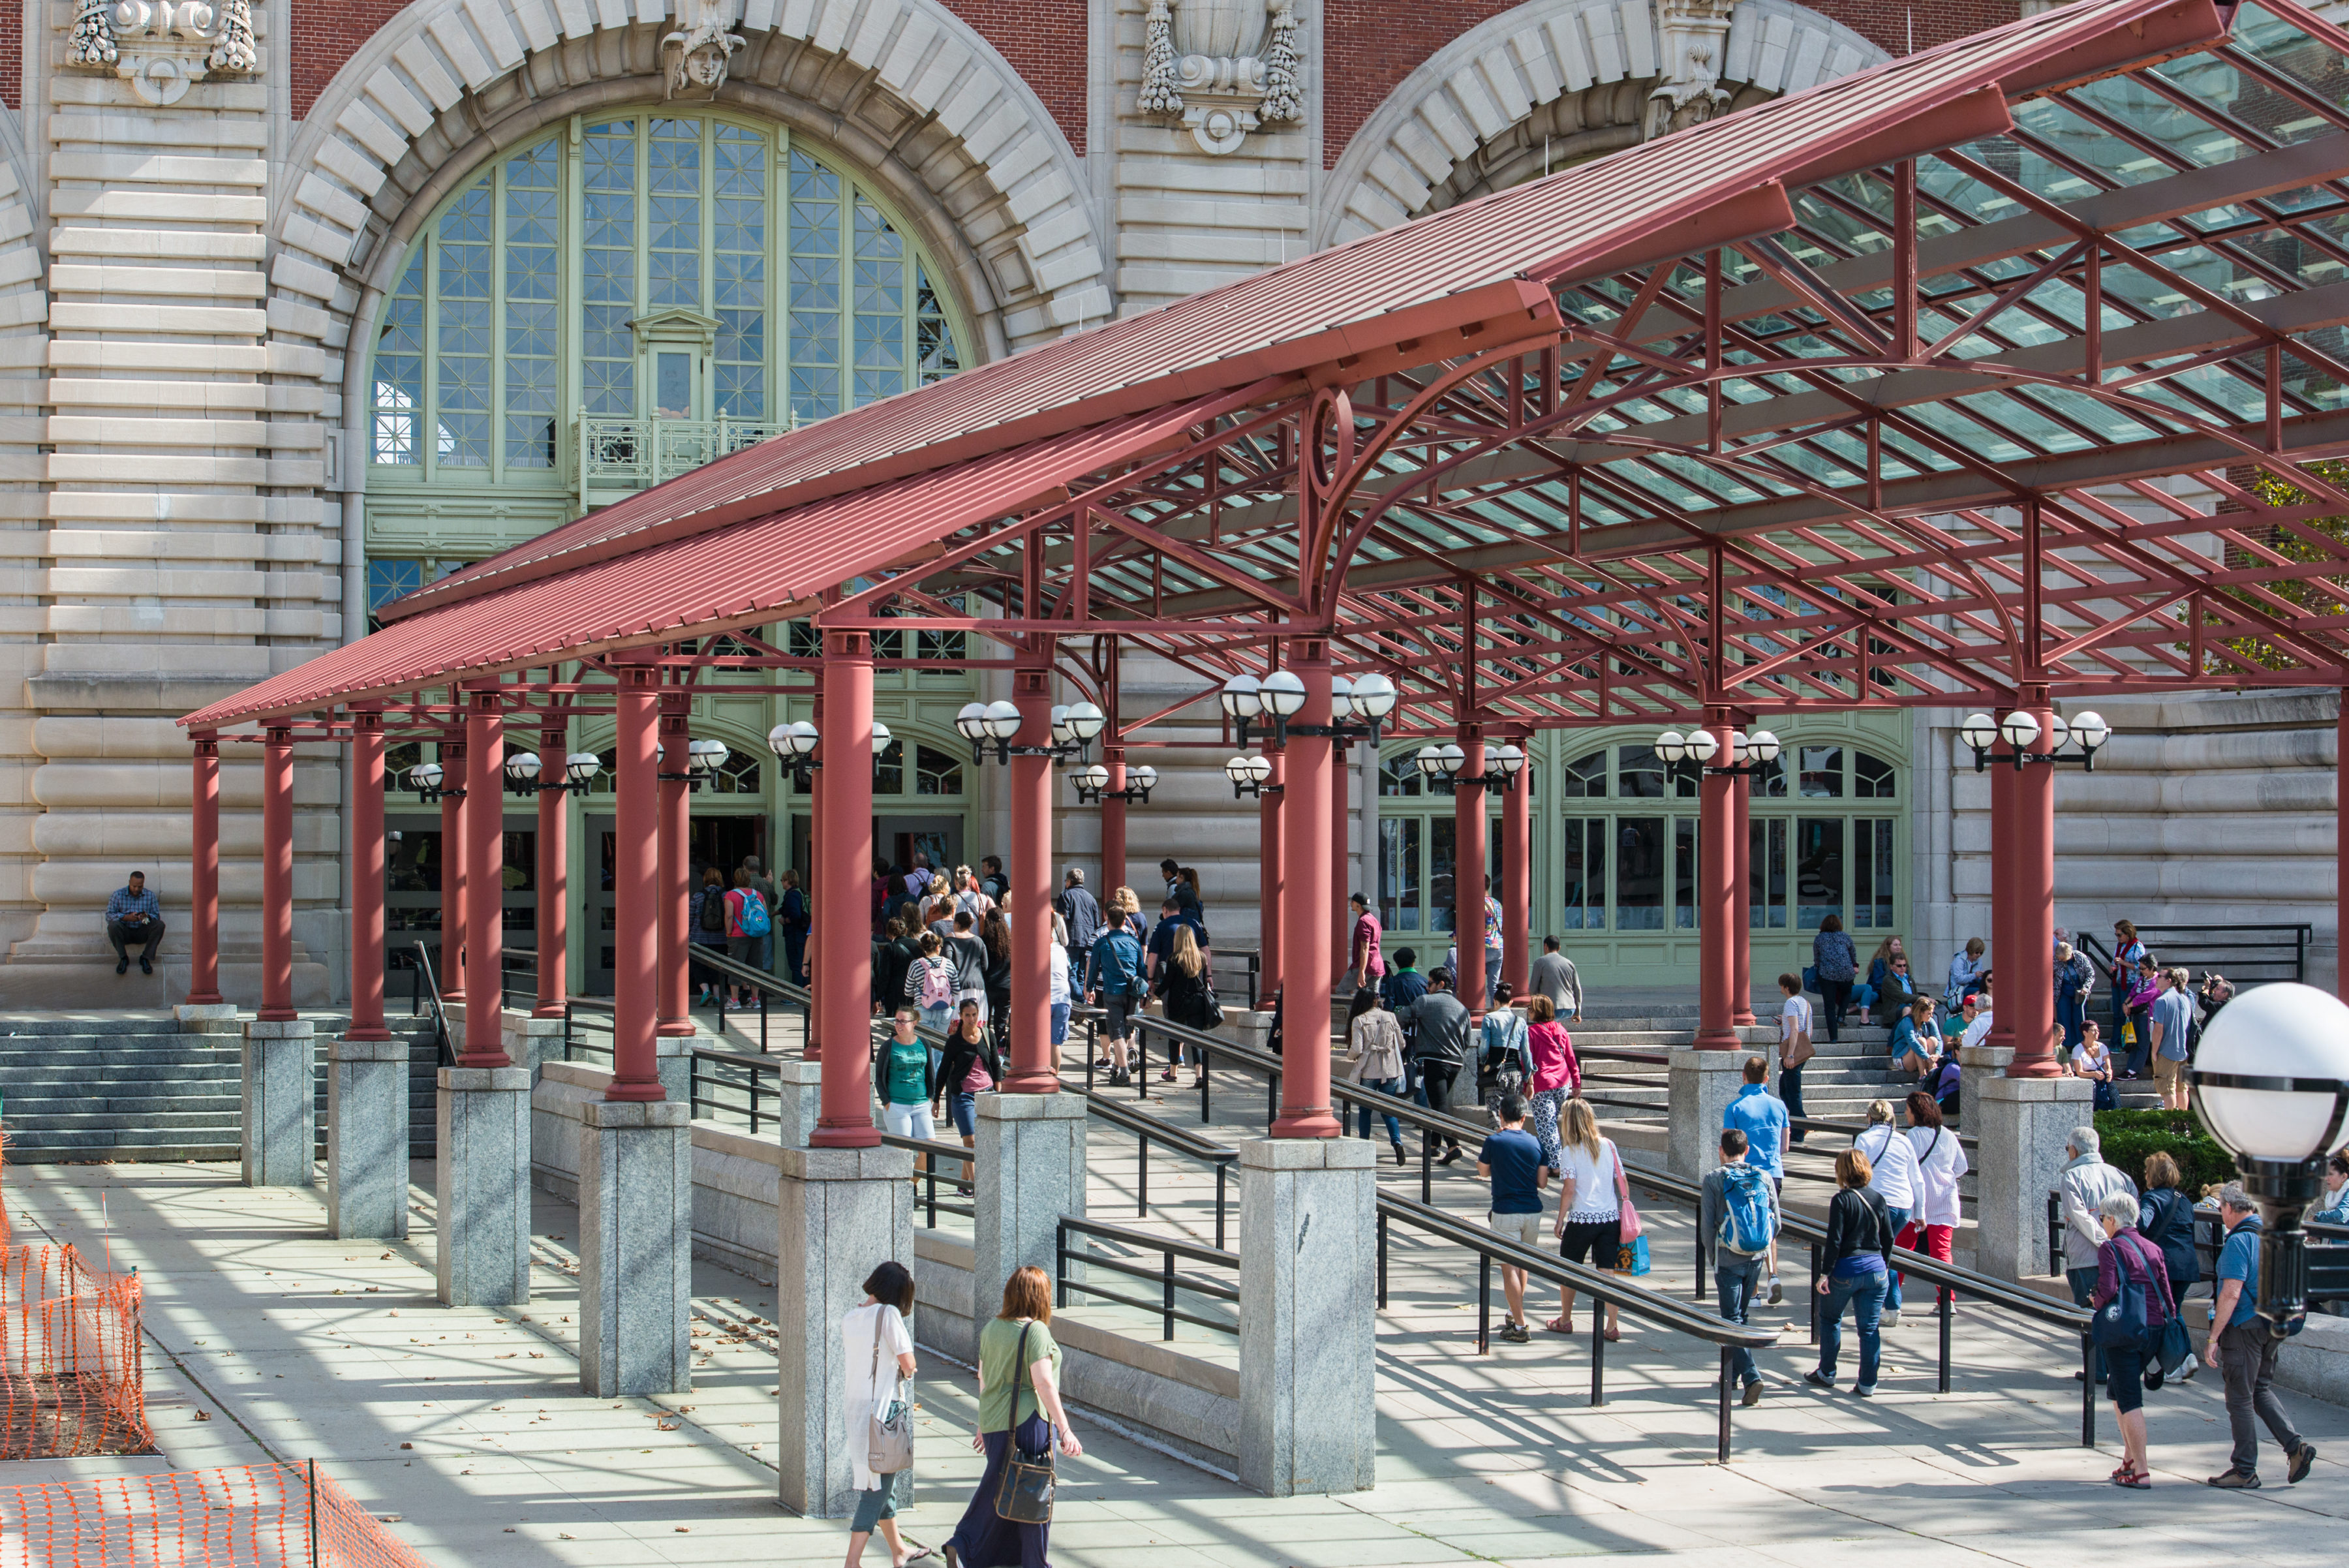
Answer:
[
  {"xmin": 1379, "ymin": 752, "xmax": 1422, "ymax": 796},
  {"xmin": 369, "ymin": 112, "xmax": 964, "ymax": 495},
  {"xmin": 1560, "ymin": 749, "xmax": 1605, "ymax": 797},
  {"xmin": 1799, "ymin": 745, "xmax": 1844, "ymax": 797},
  {"xmin": 914, "ymin": 745, "xmax": 963, "ymax": 796},
  {"xmin": 368, "ymin": 559, "xmax": 423, "ymax": 611},
  {"xmin": 1854, "ymin": 751, "xmax": 1897, "ymax": 797}
]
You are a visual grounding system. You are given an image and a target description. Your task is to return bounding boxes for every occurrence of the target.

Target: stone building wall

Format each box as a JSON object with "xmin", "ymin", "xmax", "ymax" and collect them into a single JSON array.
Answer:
[{"xmin": 0, "ymin": 0, "xmax": 2335, "ymax": 1008}]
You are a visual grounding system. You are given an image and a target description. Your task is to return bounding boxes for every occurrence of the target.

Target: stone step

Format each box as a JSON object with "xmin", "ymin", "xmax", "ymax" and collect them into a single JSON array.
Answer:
[
  {"xmin": 0, "ymin": 1013, "xmax": 189, "ymax": 1036},
  {"xmin": 3, "ymin": 1111, "xmax": 245, "ymax": 1132}
]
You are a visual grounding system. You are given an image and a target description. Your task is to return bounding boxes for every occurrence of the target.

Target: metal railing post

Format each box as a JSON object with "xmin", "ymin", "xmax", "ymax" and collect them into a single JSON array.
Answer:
[
  {"xmin": 1421, "ymin": 1129, "xmax": 1434, "ymax": 1203},
  {"xmin": 563, "ymin": 1003, "xmax": 572, "ymax": 1061},
  {"xmin": 1939, "ymin": 1282, "xmax": 1954, "ymax": 1393},
  {"xmin": 1163, "ymin": 1250, "xmax": 1176, "ymax": 1342},
  {"xmin": 1086, "ymin": 1019, "xmax": 1098, "ymax": 1091},
  {"xmin": 1214, "ymin": 1163, "xmax": 1227, "ymax": 1252},
  {"xmin": 1267, "ymin": 1067, "xmax": 1279, "ymax": 1128},
  {"xmin": 2048, "ymin": 1193, "xmax": 2063, "ymax": 1277},
  {"xmin": 1478, "ymin": 1255, "xmax": 1492, "ymax": 1354},
  {"xmin": 1718, "ymin": 1347, "xmax": 1734, "ymax": 1464},
  {"xmin": 1200, "ymin": 1046, "xmax": 1211, "ymax": 1123},
  {"xmin": 1809, "ymin": 1244, "xmax": 1822, "ymax": 1344},
  {"xmin": 1590, "ymin": 1310, "xmax": 1606, "ymax": 1406},
  {"xmin": 760, "ymin": 989, "xmax": 769, "ymax": 1053},
  {"xmin": 1138, "ymin": 1134, "xmax": 1150, "ymax": 1218},
  {"xmin": 1056, "ymin": 1223, "xmax": 1069, "ymax": 1309},
  {"xmin": 2081, "ymin": 1332, "xmax": 2096, "ymax": 1446},
  {"xmin": 1695, "ymin": 1217, "xmax": 1708, "ymax": 1303},
  {"xmin": 1377, "ymin": 1210, "xmax": 1389, "ymax": 1309}
]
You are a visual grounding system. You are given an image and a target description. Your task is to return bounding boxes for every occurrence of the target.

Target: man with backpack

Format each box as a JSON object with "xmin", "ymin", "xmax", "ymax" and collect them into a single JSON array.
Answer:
[
  {"xmin": 1087, "ymin": 913, "xmax": 1148, "ymax": 1086},
  {"xmin": 1701, "ymin": 1127, "xmax": 1780, "ymax": 1405},
  {"xmin": 2207, "ymin": 1184, "xmax": 2318, "ymax": 1488},
  {"xmin": 722, "ymin": 867, "xmax": 773, "ymax": 1004}
]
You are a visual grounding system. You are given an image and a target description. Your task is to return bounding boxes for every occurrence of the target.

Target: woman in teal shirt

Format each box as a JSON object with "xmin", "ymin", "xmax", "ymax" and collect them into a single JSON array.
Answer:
[{"xmin": 944, "ymin": 1265, "xmax": 1081, "ymax": 1568}]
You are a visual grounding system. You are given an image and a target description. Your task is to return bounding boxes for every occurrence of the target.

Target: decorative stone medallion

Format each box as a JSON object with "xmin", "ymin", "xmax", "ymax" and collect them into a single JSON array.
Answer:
[
  {"xmin": 65, "ymin": 0, "xmax": 260, "ymax": 106},
  {"xmin": 662, "ymin": 0, "xmax": 745, "ymax": 99},
  {"xmin": 1137, "ymin": 0, "xmax": 1306, "ymax": 157}
]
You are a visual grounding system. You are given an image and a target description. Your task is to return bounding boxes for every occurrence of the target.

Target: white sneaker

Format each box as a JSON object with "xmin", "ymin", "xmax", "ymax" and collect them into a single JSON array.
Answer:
[
  {"xmin": 1881, "ymin": 1311, "xmax": 1903, "ymax": 1329},
  {"xmin": 2179, "ymin": 1355, "xmax": 2200, "ymax": 1382},
  {"xmin": 1768, "ymin": 1278, "xmax": 1784, "ymax": 1306}
]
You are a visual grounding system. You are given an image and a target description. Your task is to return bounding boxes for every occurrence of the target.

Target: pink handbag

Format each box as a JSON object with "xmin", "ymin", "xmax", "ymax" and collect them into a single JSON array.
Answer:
[{"xmin": 1610, "ymin": 1140, "xmax": 1644, "ymax": 1240}]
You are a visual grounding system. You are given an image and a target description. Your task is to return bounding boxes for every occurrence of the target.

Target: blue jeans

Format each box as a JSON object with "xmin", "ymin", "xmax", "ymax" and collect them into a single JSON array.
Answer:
[
  {"xmin": 1049, "ymin": 1001, "xmax": 1070, "ymax": 1047},
  {"xmin": 947, "ymin": 1091, "xmax": 977, "ymax": 1137},
  {"xmin": 1357, "ymin": 1077, "xmax": 1404, "ymax": 1143},
  {"xmin": 756, "ymin": 929, "xmax": 775, "ymax": 975},
  {"xmin": 1717, "ymin": 1255, "xmax": 1766, "ymax": 1388},
  {"xmin": 1880, "ymin": 1205, "xmax": 1912, "ymax": 1314},
  {"xmin": 1817, "ymin": 1267, "xmax": 1888, "ymax": 1388},
  {"xmin": 2057, "ymin": 994, "xmax": 2084, "ymax": 1052}
]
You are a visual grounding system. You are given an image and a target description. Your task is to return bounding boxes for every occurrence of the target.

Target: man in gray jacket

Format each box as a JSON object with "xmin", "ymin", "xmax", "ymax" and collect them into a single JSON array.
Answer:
[
  {"xmin": 1398, "ymin": 966, "xmax": 1472, "ymax": 1163},
  {"xmin": 1528, "ymin": 935, "xmax": 1584, "ymax": 1021},
  {"xmin": 2060, "ymin": 1124, "xmax": 2138, "ymax": 1378}
]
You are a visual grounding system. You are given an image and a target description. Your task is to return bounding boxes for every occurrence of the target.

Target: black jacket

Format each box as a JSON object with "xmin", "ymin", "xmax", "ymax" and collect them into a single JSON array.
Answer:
[
  {"xmin": 1161, "ymin": 960, "xmax": 1216, "ymax": 1030},
  {"xmin": 878, "ymin": 936, "xmax": 921, "ymax": 1009},
  {"xmin": 2137, "ymin": 1184, "xmax": 2201, "ymax": 1288},
  {"xmin": 935, "ymin": 1028, "xmax": 1001, "ymax": 1103},
  {"xmin": 1398, "ymin": 989, "xmax": 1472, "ymax": 1064},
  {"xmin": 1822, "ymin": 1186, "xmax": 1894, "ymax": 1271}
]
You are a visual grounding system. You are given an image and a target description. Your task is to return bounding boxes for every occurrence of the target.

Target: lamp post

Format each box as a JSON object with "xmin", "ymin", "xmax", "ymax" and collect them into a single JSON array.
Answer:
[
  {"xmin": 505, "ymin": 748, "xmax": 606, "ymax": 797},
  {"xmin": 959, "ymin": 699, "xmax": 1104, "ymax": 766},
  {"xmin": 1411, "ymin": 738, "xmax": 1523, "ymax": 795},
  {"xmin": 1220, "ymin": 669, "xmax": 1394, "ymax": 749},
  {"xmin": 1073, "ymin": 761, "xmax": 1155, "ymax": 805},
  {"xmin": 2192, "ymin": 981, "xmax": 2349, "ymax": 1333},
  {"xmin": 1223, "ymin": 752, "xmax": 1278, "ymax": 799},
  {"xmin": 1653, "ymin": 726, "xmax": 1782, "ymax": 783},
  {"xmin": 405, "ymin": 760, "xmax": 460, "ymax": 803}
]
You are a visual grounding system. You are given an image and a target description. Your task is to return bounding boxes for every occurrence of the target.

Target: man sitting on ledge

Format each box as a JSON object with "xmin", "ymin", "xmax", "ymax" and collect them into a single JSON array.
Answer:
[{"xmin": 106, "ymin": 870, "xmax": 164, "ymax": 976}]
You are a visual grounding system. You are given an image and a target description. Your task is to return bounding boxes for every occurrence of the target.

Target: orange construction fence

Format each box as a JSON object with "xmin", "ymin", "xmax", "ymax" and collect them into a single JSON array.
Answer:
[
  {"xmin": 0, "ymin": 1132, "xmax": 152, "ymax": 1460},
  {"xmin": 3, "ymin": 1460, "xmax": 433, "ymax": 1567}
]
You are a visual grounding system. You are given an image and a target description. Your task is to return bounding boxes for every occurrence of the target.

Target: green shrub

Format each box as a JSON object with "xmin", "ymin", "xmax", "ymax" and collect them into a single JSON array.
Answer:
[{"xmin": 2095, "ymin": 1107, "xmax": 2236, "ymax": 1194}]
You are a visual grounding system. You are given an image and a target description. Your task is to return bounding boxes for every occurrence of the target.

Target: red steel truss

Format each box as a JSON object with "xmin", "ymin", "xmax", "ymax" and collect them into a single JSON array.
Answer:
[{"xmin": 176, "ymin": 0, "xmax": 2349, "ymax": 1141}]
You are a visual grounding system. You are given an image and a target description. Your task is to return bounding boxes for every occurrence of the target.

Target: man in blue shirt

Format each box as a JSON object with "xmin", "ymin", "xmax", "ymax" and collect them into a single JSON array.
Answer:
[
  {"xmin": 2149, "ymin": 966, "xmax": 2196, "ymax": 1112},
  {"xmin": 2206, "ymin": 1185, "xmax": 2315, "ymax": 1488},
  {"xmin": 1476, "ymin": 1094, "xmax": 1549, "ymax": 1344},
  {"xmin": 1723, "ymin": 1055, "xmax": 1790, "ymax": 1301},
  {"xmin": 104, "ymin": 871, "xmax": 164, "ymax": 976}
]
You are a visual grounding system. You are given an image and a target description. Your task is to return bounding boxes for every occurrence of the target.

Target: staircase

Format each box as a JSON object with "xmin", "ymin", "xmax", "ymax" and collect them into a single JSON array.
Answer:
[{"xmin": 0, "ymin": 1012, "xmax": 442, "ymax": 1165}]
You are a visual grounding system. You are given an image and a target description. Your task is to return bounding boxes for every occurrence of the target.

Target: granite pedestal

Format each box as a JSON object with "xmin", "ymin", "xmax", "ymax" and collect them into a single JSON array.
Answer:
[
  {"xmin": 974, "ymin": 1092, "xmax": 1087, "ymax": 1310},
  {"xmin": 176, "ymin": 1002, "xmax": 241, "ymax": 1036},
  {"xmin": 770, "ymin": 1058, "xmax": 823, "ymax": 1148},
  {"xmin": 1237, "ymin": 1136, "xmax": 1377, "ymax": 1498},
  {"xmin": 657, "ymin": 1034, "xmax": 694, "ymax": 1107},
  {"xmin": 1972, "ymin": 1072, "xmax": 2094, "ymax": 1282},
  {"xmin": 327, "ymin": 1036, "xmax": 409, "ymax": 1239},
  {"xmin": 577, "ymin": 1099, "xmax": 692, "ymax": 1397},
  {"xmin": 435, "ymin": 1066, "xmax": 532, "ymax": 1307},
  {"xmin": 775, "ymin": 1143, "xmax": 914, "ymax": 1517},
  {"xmin": 501, "ymin": 1010, "xmax": 568, "ymax": 1081},
  {"xmin": 1957, "ymin": 1043, "xmax": 2016, "ymax": 1134},
  {"xmin": 241, "ymin": 1019, "xmax": 315, "ymax": 1188},
  {"xmin": 1667, "ymin": 1047, "xmax": 1755, "ymax": 1180}
]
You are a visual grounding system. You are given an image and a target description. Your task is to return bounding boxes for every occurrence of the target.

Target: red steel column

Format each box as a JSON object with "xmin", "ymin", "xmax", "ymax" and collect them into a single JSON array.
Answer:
[
  {"xmin": 1731, "ymin": 731, "xmax": 1755, "ymax": 1027},
  {"xmin": 804, "ymin": 686, "xmax": 824, "ymax": 1062},
  {"xmin": 2341, "ymin": 693, "xmax": 2349, "ymax": 1003},
  {"xmin": 1101, "ymin": 746, "xmax": 1128, "ymax": 897},
  {"xmin": 1501, "ymin": 733, "xmax": 1530, "ymax": 996},
  {"xmin": 1331, "ymin": 746, "xmax": 1349, "ymax": 965},
  {"xmin": 657, "ymin": 696, "xmax": 692, "ymax": 1041},
  {"xmin": 460, "ymin": 689, "xmax": 509, "ymax": 1067},
  {"xmin": 258, "ymin": 726, "xmax": 296, "ymax": 1022},
  {"xmin": 534, "ymin": 725, "xmax": 568, "ymax": 1017},
  {"xmin": 1454, "ymin": 727, "xmax": 1488, "ymax": 1015},
  {"xmin": 609, "ymin": 665, "xmax": 664, "ymax": 1100},
  {"xmin": 1696, "ymin": 713, "xmax": 1740, "ymax": 1049},
  {"xmin": 1272, "ymin": 641, "xmax": 1338, "ymax": 1137},
  {"xmin": 1988, "ymin": 722, "xmax": 2016, "ymax": 1055},
  {"xmin": 346, "ymin": 712, "xmax": 392, "ymax": 1041},
  {"xmin": 1258, "ymin": 745, "xmax": 1285, "ymax": 1001},
  {"xmin": 2010, "ymin": 692, "xmax": 2061, "ymax": 1077},
  {"xmin": 439, "ymin": 736, "xmax": 467, "ymax": 1005},
  {"xmin": 814, "ymin": 631, "xmax": 880, "ymax": 1146},
  {"xmin": 1004, "ymin": 660, "xmax": 1056, "ymax": 1092},
  {"xmin": 185, "ymin": 734, "xmax": 223, "ymax": 1006}
]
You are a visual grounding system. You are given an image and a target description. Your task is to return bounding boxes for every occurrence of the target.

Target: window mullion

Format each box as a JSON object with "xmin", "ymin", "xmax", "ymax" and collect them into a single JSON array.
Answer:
[
  {"xmin": 564, "ymin": 115, "xmax": 583, "ymax": 508},
  {"xmin": 422, "ymin": 225, "xmax": 439, "ymax": 485},
  {"xmin": 490, "ymin": 156, "xmax": 508, "ymax": 489},
  {"xmin": 636, "ymin": 117, "xmax": 650, "ymax": 421}
]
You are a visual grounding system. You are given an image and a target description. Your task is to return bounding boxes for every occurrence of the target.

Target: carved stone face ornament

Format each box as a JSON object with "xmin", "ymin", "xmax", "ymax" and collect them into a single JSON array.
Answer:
[
  {"xmin": 662, "ymin": 0, "xmax": 745, "ymax": 100},
  {"xmin": 67, "ymin": 0, "xmax": 258, "ymax": 105}
]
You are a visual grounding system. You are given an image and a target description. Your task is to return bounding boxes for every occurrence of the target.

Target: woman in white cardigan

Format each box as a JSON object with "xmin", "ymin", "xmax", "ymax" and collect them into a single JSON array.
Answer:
[{"xmin": 1903, "ymin": 1090, "xmax": 1971, "ymax": 1283}]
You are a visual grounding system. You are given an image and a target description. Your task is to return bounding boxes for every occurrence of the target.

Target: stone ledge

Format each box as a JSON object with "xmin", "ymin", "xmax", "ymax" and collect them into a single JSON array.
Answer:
[
  {"xmin": 778, "ymin": 1144, "xmax": 911, "ymax": 1182},
  {"xmin": 583, "ymin": 1099, "xmax": 688, "ymax": 1130},
  {"xmin": 440, "ymin": 1066, "xmax": 529, "ymax": 1093},
  {"xmin": 2277, "ymin": 1312, "xmax": 2349, "ymax": 1408},
  {"xmin": 979, "ymin": 1090, "xmax": 1088, "ymax": 1122},
  {"xmin": 245, "ymin": 1018, "xmax": 315, "ymax": 1039},
  {"xmin": 1238, "ymin": 1135, "xmax": 1378, "ymax": 1171},
  {"xmin": 330, "ymin": 1036, "xmax": 407, "ymax": 1062}
]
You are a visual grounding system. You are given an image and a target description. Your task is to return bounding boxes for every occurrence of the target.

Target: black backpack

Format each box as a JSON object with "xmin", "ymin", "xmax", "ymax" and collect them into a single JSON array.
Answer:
[{"xmin": 699, "ymin": 890, "xmax": 726, "ymax": 934}]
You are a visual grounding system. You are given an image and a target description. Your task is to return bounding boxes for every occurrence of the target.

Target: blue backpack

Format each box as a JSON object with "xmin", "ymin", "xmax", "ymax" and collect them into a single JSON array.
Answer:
[
  {"xmin": 1716, "ymin": 1163, "xmax": 1775, "ymax": 1257},
  {"xmin": 734, "ymin": 889, "xmax": 771, "ymax": 936}
]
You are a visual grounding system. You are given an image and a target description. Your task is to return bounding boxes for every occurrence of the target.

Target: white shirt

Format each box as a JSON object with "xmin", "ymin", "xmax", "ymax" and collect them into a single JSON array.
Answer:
[
  {"xmin": 1049, "ymin": 943, "xmax": 1071, "ymax": 1006},
  {"xmin": 1854, "ymin": 1121, "xmax": 1920, "ymax": 1210},
  {"xmin": 1556, "ymin": 1138, "xmax": 1621, "ymax": 1222},
  {"xmin": 1907, "ymin": 1123, "xmax": 1969, "ymax": 1227},
  {"xmin": 1960, "ymin": 1008, "xmax": 1995, "ymax": 1052},
  {"xmin": 1779, "ymin": 994, "xmax": 1812, "ymax": 1045},
  {"xmin": 841, "ymin": 1301, "xmax": 914, "ymax": 1492}
]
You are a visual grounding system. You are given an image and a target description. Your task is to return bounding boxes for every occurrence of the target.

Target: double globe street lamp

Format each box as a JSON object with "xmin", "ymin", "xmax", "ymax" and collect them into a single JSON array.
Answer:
[
  {"xmin": 1651, "ymin": 726, "xmax": 1781, "ymax": 784},
  {"xmin": 500, "ymin": 749, "xmax": 604, "ymax": 797},
  {"xmin": 1218, "ymin": 669, "xmax": 1398, "ymax": 749},
  {"xmin": 1411, "ymin": 739, "xmax": 1525, "ymax": 795},
  {"xmin": 1956, "ymin": 709, "xmax": 2111, "ymax": 772},
  {"xmin": 955, "ymin": 699, "xmax": 1106, "ymax": 765},
  {"xmin": 764, "ymin": 718, "xmax": 894, "ymax": 789}
]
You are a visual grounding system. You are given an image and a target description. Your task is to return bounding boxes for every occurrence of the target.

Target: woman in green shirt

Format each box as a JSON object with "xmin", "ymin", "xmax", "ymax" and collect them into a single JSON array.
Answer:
[{"xmin": 942, "ymin": 1265, "xmax": 1081, "ymax": 1568}]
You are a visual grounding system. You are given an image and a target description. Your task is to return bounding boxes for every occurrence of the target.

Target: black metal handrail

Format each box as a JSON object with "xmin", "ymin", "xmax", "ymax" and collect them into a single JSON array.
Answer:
[
  {"xmin": 412, "ymin": 940, "xmax": 453, "ymax": 1066},
  {"xmin": 1128, "ymin": 1009, "xmax": 2098, "ymax": 1443},
  {"xmin": 1210, "ymin": 948, "xmax": 1262, "ymax": 1011},
  {"xmin": 1378, "ymin": 1191, "xmax": 1770, "ymax": 1462},
  {"xmin": 880, "ymin": 1131, "xmax": 976, "ymax": 1230},
  {"xmin": 1054, "ymin": 1212, "xmax": 1238, "ymax": 1342},
  {"xmin": 2078, "ymin": 923, "xmax": 2309, "ymax": 986},
  {"xmin": 1068, "ymin": 1085, "xmax": 1236, "ymax": 1250}
]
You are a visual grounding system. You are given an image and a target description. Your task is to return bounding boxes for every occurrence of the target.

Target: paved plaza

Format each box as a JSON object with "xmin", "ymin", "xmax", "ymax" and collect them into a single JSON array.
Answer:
[{"xmin": 6, "ymin": 1140, "xmax": 2345, "ymax": 1568}]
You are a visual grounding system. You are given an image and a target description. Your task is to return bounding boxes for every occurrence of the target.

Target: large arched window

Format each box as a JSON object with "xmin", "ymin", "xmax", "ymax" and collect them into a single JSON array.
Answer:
[{"xmin": 367, "ymin": 110, "xmax": 964, "ymax": 523}]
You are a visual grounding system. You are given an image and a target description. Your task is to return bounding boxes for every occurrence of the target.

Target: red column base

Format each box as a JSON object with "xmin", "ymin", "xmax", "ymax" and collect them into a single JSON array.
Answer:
[
  {"xmin": 1693, "ymin": 1026, "xmax": 1742, "ymax": 1051},
  {"xmin": 656, "ymin": 1019, "xmax": 694, "ymax": 1038},
  {"xmin": 532, "ymin": 1002, "xmax": 565, "ymax": 1020},
  {"xmin": 811, "ymin": 1120, "xmax": 883, "ymax": 1148},
  {"xmin": 1269, "ymin": 1105, "xmax": 1341, "ymax": 1139},
  {"xmin": 256, "ymin": 1006, "xmax": 298, "ymax": 1023},
  {"xmin": 342, "ymin": 1027, "xmax": 396, "ymax": 1043},
  {"xmin": 604, "ymin": 1079, "xmax": 666, "ymax": 1102},
  {"xmin": 1000, "ymin": 1069, "xmax": 1060, "ymax": 1095},
  {"xmin": 183, "ymin": 991, "xmax": 224, "ymax": 1006},
  {"xmin": 455, "ymin": 1050, "xmax": 513, "ymax": 1069}
]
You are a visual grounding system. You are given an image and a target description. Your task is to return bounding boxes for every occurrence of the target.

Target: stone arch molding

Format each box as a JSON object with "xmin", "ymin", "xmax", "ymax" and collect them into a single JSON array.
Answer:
[
  {"xmin": 275, "ymin": 0, "xmax": 1113, "ymax": 367},
  {"xmin": 1317, "ymin": 0, "xmax": 1888, "ymax": 250}
]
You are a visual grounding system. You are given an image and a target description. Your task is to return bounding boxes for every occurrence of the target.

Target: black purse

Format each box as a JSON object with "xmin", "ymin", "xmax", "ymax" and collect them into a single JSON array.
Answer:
[{"xmin": 992, "ymin": 1322, "xmax": 1056, "ymax": 1524}]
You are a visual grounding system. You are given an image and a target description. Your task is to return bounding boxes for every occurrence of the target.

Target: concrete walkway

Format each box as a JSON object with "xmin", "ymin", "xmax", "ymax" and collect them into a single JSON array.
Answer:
[{"xmin": 5, "ymin": 1154, "xmax": 2346, "ymax": 1567}]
